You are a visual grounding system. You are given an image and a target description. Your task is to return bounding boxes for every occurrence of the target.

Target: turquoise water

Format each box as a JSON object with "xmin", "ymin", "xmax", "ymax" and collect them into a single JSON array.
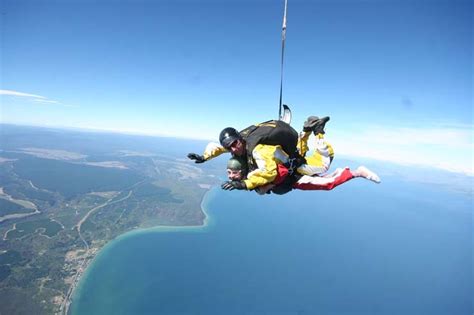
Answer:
[{"xmin": 71, "ymin": 176, "xmax": 472, "ymax": 315}]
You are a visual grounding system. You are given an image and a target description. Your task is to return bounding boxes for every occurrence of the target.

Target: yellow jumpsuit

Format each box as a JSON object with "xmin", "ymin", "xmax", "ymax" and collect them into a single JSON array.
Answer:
[{"xmin": 202, "ymin": 132, "xmax": 334, "ymax": 190}]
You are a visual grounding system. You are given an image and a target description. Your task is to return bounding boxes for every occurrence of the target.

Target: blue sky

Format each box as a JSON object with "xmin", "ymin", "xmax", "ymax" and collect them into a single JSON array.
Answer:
[{"xmin": 1, "ymin": 0, "xmax": 472, "ymax": 175}]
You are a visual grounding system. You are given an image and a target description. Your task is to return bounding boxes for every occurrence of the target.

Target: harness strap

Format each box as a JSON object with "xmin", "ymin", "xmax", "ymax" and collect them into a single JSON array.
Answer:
[
  {"xmin": 284, "ymin": 158, "xmax": 296, "ymax": 175},
  {"xmin": 284, "ymin": 154, "xmax": 305, "ymax": 175}
]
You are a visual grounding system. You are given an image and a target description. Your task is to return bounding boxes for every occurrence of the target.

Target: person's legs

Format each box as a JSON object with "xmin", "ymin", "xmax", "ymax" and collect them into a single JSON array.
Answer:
[
  {"xmin": 296, "ymin": 133, "xmax": 334, "ymax": 175},
  {"xmin": 296, "ymin": 131, "xmax": 311, "ymax": 157},
  {"xmin": 293, "ymin": 167, "xmax": 353, "ymax": 190},
  {"xmin": 352, "ymin": 166, "xmax": 381, "ymax": 183},
  {"xmin": 296, "ymin": 116, "xmax": 333, "ymax": 176},
  {"xmin": 293, "ymin": 165, "xmax": 381, "ymax": 191}
]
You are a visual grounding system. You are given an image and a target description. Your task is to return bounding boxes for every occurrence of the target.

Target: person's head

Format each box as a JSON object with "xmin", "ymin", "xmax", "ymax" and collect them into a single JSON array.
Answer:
[
  {"xmin": 226, "ymin": 156, "xmax": 248, "ymax": 180},
  {"xmin": 219, "ymin": 127, "xmax": 245, "ymax": 156}
]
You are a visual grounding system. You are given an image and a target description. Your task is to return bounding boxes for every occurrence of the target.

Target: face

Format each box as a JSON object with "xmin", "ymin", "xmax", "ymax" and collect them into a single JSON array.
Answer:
[
  {"xmin": 228, "ymin": 139, "xmax": 245, "ymax": 156},
  {"xmin": 227, "ymin": 168, "xmax": 244, "ymax": 180}
]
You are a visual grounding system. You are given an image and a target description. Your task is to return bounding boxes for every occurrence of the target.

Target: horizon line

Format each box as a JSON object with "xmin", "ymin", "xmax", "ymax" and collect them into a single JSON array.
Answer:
[{"xmin": 1, "ymin": 121, "xmax": 472, "ymax": 177}]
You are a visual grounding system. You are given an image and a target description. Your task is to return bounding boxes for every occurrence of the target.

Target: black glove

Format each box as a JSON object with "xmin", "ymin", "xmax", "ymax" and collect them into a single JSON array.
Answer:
[
  {"xmin": 187, "ymin": 153, "xmax": 206, "ymax": 163},
  {"xmin": 221, "ymin": 180, "xmax": 247, "ymax": 191}
]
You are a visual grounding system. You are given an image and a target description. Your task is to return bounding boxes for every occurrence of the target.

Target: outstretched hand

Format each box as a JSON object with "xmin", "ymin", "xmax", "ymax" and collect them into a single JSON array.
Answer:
[
  {"xmin": 187, "ymin": 153, "xmax": 206, "ymax": 163},
  {"xmin": 221, "ymin": 180, "xmax": 247, "ymax": 191}
]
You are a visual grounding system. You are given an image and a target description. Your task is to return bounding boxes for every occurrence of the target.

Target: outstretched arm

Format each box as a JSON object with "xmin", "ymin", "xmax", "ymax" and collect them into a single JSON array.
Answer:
[{"xmin": 188, "ymin": 142, "xmax": 228, "ymax": 163}]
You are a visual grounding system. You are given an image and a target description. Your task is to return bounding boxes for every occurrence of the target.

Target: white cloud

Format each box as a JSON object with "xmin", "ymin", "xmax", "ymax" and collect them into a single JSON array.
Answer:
[
  {"xmin": 31, "ymin": 99, "xmax": 60, "ymax": 104},
  {"xmin": 0, "ymin": 90, "xmax": 47, "ymax": 99},
  {"xmin": 0, "ymin": 89, "xmax": 68, "ymax": 106},
  {"xmin": 361, "ymin": 126, "xmax": 471, "ymax": 147},
  {"xmin": 328, "ymin": 124, "xmax": 473, "ymax": 176}
]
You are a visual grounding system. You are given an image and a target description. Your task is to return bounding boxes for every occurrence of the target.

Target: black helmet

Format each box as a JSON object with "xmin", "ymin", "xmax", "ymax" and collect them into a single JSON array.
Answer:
[
  {"xmin": 227, "ymin": 156, "xmax": 247, "ymax": 171},
  {"xmin": 219, "ymin": 127, "xmax": 242, "ymax": 149}
]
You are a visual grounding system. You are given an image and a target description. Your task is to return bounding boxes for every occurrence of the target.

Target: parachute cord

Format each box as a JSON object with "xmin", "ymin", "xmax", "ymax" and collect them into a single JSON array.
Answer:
[{"xmin": 278, "ymin": 0, "xmax": 288, "ymax": 120}]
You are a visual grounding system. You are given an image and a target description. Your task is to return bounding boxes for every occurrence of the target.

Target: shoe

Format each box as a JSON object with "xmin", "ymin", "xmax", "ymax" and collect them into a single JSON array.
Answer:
[
  {"xmin": 356, "ymin": 166, "xmax": 381, "ymax": 184},
  {"xmin": 303, "ymin": 116, "xmax": 330, "ymax": 134},
  {"xmin": 303, "ymin": 116, "xmax": 319, "ymax": 132},
  {"xmin": 312, "ymin": 116, "xmax": 330, "ymax": 135}
]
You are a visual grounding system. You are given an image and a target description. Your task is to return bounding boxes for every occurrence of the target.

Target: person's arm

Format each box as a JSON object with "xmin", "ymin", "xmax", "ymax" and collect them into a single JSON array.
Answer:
[
  {"xmin": 188, "ymin": 142, "xmax": 228, "ymax": 163},
  {"xmin": 243, "ymin": 144, "xmax": 279, "ymax": 190},
  {"xmin": 203, "ymin": 142, "xmax": 227, "ymax": 160}
]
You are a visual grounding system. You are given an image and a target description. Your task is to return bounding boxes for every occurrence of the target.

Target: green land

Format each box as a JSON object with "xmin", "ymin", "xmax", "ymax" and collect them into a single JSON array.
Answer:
[{"xmin": 0, "ymin": 126, "xmax": 221, "ymax": 315}]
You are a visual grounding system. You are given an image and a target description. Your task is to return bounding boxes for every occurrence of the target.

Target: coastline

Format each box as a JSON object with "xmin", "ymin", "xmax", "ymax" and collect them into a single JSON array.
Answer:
[{"xmin": 64, "ymin": 187, "xmax": 217, "ymax": 315}]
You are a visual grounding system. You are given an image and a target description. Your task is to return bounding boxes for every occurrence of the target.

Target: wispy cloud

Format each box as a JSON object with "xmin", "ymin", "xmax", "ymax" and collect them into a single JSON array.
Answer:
[
  {"xmin": 0, "ymin": 89, "xmax": 75, "ymax": 107},
  {"xmin": 31, "ymin": 98, "xmax": 61, "ymax": 105},
  {"xmin": 0, "ymin": 90, "xmax": 47, "ymax": 99},
  {"xmin": 0, "ymin": 90, "xmax": 46, "ymax": 99},
  {"xmin": 329, "ymin": 124, "xmax": 473, "ymax": 176},
  {"xmin": 360, "ymin": 126, "xmax": 471, "ymax": 147}
]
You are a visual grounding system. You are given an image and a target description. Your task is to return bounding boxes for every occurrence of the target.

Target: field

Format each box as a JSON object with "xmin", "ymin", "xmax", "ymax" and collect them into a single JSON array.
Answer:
[
  {"xmin": 0, "ymin": 124, "xmax": 222, "ymax": 314},
  {"xmin": 6, "ymin": 219, "xmax": 63, "ymax": 239},
  {"xmin": 13, "ymin": 157, "xmax": 144, "ymax": 199},
  {"xmin": 0, "ymin": 199, "xmax": 32, "ymax": 217}
]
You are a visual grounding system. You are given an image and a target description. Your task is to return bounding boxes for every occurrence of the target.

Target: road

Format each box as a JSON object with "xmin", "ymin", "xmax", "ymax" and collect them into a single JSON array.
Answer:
[{"xmin": 60, "ymin": 190, "xmax": 133, "ymax": 315}]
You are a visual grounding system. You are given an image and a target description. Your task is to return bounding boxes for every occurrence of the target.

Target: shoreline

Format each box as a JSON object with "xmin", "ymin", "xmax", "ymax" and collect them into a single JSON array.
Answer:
[{"xmin": 63, "ymin": 187, "xmax": 216, "ymax": 315}]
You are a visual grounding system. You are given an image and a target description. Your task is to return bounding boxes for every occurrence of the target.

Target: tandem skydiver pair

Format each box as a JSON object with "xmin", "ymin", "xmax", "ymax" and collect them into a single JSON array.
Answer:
[{"xmin": 187, "ymin": 116, "xmax": 380, "ymax": 195}]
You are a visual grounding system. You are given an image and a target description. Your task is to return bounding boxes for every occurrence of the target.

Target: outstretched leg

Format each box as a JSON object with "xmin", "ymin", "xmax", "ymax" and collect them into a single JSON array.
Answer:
[
  {"xmin": 352, "ymin": 166, "xmax": 381, "ymax": 183},
  {"xmin": 293, "ymin": 166, "xmax": 381, "ymax": 191},
  {"xmin": 294, "ymin": 167, "xmax": 353, "ymax": 190},
  {"xmin": 296, "ymin": 116, "xmax": 334, "ymax": 176}
]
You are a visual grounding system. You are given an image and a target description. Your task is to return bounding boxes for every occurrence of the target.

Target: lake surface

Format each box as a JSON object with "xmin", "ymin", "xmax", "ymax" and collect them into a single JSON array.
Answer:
[{"xmin": 70, "ymin": 175, "xmax": 472, "ymax": 315}]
